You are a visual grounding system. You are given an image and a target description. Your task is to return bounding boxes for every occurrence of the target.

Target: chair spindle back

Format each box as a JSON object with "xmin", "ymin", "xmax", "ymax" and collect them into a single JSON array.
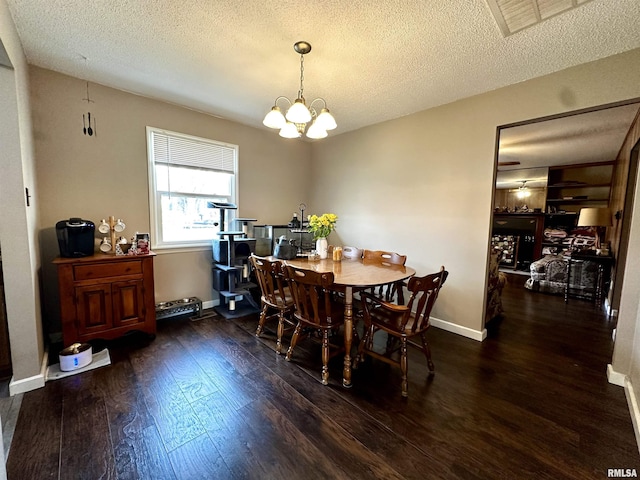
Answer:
[
  {"xmin": 250, "ymin": 255, "xmax": 288, "ymax": 305},
  {"xmin": 403, "ymin": 267, "xmax": 448, "ymax": 333},
  {"xmin": 284, "ymin": 265, "xmax": 337, "ymax": 327}
]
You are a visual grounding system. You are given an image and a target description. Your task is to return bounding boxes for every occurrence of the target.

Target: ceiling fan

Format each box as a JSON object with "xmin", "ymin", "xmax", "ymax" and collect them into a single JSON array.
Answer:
[{"xmin": 498, "ymin": 161, "xmax": 521, "ymax": 167}]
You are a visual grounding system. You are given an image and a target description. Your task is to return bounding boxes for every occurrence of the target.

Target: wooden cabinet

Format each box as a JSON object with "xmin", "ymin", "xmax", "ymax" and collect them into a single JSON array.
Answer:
[
  {"xmin": 54, "ymin": 254, "xmax": 156, "ymax": 345},
  {"xmin": 492, "ymin": 213, "xmax": 545, "ymax": 270}
]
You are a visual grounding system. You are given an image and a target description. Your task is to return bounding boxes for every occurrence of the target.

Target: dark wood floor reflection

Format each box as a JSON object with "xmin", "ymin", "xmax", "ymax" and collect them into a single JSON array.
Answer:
[{"xmin": 6, "ymin": 275, "xmax": 640, "ymax": 479}]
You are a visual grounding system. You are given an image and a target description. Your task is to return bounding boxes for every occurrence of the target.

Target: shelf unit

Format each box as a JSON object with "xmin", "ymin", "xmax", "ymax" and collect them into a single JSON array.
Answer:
[
  {"xmin": 542, "ymin": 162, "xmax": 614, "ymax": 254},
  {"xmin": 254, "ymin": 224, "xmax": 315, "ymax": 256},
  {"xmin": 545, "ymin": 162, "xmax": 614, "ymax": 214}
]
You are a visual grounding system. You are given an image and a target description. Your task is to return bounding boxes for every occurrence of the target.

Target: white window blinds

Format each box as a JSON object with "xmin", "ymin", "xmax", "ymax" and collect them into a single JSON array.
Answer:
[{"xmin": 151, "ymin": 130, "xmax": 235, "ymax": 173}]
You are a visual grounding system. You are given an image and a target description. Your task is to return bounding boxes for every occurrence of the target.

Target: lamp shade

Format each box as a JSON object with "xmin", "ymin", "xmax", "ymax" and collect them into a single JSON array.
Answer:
[
  {"xmin": 279, "ymin": 122, "xmax": 300, "ymax": 139},
  {"xmin": 306, "ymin": 121, "xmax": 327, "ymax": 139},
  {"xmin": 286, "ymin": 98, "xmax": 312, "ymax": 123},
  {"xmin": 577, "ymin": 207, "xmax": 612, "ymax": 227},
  {"xmin": 315, "ymin": 108, "xmax": 337, "ymax": 130},
  {"xmin": 263, "ymin": 106, "xmax": 286, "ymax": 129}
]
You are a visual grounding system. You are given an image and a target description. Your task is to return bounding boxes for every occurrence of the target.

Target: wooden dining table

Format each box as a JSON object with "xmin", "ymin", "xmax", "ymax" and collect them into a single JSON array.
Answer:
[{"xmin": 280, "ymin": 256, "xmax": 416, "ymax": 387}]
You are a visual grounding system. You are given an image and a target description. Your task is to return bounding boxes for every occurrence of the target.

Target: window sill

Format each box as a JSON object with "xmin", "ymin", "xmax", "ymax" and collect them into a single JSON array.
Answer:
[{"xmin": 152, "ymin": 245, "xmax": 211, "ymax": 255}]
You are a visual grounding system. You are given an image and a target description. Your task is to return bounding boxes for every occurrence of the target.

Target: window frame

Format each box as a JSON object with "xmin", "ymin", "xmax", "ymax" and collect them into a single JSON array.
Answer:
[{"xmin": 146, "ymin": 126, "xmax": 239, "ymax": 251}]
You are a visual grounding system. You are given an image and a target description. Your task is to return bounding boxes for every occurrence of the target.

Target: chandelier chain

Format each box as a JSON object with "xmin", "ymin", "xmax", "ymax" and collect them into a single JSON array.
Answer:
[{"xmin": 299, "ymin": 54, "xmax": 305, "ymax": 98}]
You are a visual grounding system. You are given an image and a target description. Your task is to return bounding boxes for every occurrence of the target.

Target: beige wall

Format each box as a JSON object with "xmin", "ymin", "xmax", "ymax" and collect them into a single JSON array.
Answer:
[
  {"xmin": 29, "ymin": 66, "xmax": 312, "ymax": 335},
  {"xmin": 0, "ymin": 0, "xmax": 45, "ymax": 387},
  {"xmin": 310, "ymin": 48, "xmax": 640, "ymax": 337}
]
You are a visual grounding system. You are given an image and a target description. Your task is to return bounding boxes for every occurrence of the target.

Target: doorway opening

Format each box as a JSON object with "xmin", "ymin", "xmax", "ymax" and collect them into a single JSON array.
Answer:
[{"xmin": 489, "ymin": 98, "xmax": 640, "ymax": 319}]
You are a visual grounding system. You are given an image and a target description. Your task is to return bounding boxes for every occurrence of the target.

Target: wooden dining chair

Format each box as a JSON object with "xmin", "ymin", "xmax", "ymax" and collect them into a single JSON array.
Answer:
[
  {"xmin": 328, "ymin": 245, "xmax": 362, "ymax": 259},
  {"xmin": 326, "ymin": 245, "xmax": 364, "ymax": 302},
  {"xmin": 283, "ymin": 264, "xmax": 346, "ymax": 385},
  {"xmin": 342, "ymin": 246, "xmax": 363, "ymax": 259},
  {"xmin": 362, "ymin": 249, "xmax": 408, "ymax": 304},
  {"xmin": 356, "ymin": 266, "xmax": 448, "ymax": 397},
  {"xmin": 250, "ymin": 255, "xmax": 296, "ymax": 354}
]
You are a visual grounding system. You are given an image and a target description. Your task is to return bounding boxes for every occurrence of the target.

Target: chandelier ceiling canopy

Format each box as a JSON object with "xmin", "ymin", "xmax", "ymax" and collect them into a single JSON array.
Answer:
[{"xmin": 263, "ymin": 41, "xmax": 337, "ymax": 140}]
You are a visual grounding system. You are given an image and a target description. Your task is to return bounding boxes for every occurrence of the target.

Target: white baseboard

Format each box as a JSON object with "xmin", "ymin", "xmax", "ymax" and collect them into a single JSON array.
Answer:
[
  {"xmin": 430, "ymin": 317, "xmax": 487, "ymax": 342},
  {"xmin": 203, "ymin": 299, "xmax": 217, "ymax": 309},
  {"xmin": 624, "ymin": 377, "xmax": 640, "ymax": 456},
  {"xmin": 9, "ymin": 348, "xmax": 48, "ymax": 396},
  {"xmin": 607, "ymin": 363, "xmax": 626, "ymax": 387}
]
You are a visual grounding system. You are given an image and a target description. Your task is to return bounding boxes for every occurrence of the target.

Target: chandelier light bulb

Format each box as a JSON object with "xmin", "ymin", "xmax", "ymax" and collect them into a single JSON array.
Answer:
[
  {"xmin": 315, "ymin": 108, "xmax": 337, "ymax": 130},
  {"xmin": 306, "ymin": 121, "xmax": 328, "ymax": 139},
  {"xmin": 279, "ymin": 122, "xmax": 300, "ymax": 138},
  {"xmin": 263, "ymin": 106, "xmax": 286, "ymax": 129},
  {"xmin": 286, "ymin": 98, "xmax": 312, "ymax": 124}
]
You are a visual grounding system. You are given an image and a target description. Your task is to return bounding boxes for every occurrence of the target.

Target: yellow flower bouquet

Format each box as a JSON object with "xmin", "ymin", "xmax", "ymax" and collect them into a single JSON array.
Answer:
[{"xmin": 307, "ymin": 213, "xmax": 338, "ymax": 240}]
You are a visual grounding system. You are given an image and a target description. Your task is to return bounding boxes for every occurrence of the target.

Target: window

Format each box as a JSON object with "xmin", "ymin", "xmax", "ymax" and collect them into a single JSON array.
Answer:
[{"xmin": 146, "ymin": 127, "xmax": 238, "ymax": 249}]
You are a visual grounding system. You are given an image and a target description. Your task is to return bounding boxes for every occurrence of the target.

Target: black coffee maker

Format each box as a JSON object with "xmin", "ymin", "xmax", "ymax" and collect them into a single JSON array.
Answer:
[{"xmin": 56, "ymin": 218, "xmax": 95, "ymax": 257}]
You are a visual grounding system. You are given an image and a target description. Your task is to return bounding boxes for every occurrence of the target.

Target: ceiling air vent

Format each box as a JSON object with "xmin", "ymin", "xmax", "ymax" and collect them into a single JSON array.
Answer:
[{"xmin": 486, "ymin": 0, "xmax": 594, "ymax": 37}]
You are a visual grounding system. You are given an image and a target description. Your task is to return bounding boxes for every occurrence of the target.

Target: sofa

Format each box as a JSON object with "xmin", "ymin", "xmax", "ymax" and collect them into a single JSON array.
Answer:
[
  {"xmin": 524, "ymin": 254, "xmax": 597, "ymax": 296},
  {"xmin": 486, "ymin": 250, "xmax": 507, "ymax": 323}
]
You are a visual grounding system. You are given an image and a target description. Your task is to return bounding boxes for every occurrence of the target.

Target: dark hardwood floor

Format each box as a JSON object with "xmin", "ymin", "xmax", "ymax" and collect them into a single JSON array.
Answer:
[{"xmin": 6, "ymin": 275, "xmax": 640, "ymax": 479}]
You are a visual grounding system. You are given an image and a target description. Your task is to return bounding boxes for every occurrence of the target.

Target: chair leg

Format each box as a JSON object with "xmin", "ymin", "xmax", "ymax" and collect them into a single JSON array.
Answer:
[
  {"xmin": 352, "ymin": 322, "xmax": 360, "ymax": 346},
  {"xmin": 400, "ymin": 338, "xmax": 409, "ymax": 398},
  {"xmin": 286, "ymin": 322, "xmax": 302, "ymax": 361},
  {"xmin": 355, "ymin": 323, "xmax": 373, "ymax": 365},
  {"xmin": 276, "ymin": 311, "xmax": 285, "ymax": 355},
  {"xmin": 354, "ymin": 329, "xmax": 366, "ymax": 368},
  {"xmin": 420, "ymin": 332, "xmax": 435, "ymax": 373},
  {"xmin": 255, "ymin": 303, "xmax": 268, "ymax": 336},
  {"xmin": 321, "ymin": 329, "xmax": 330, "ymax": 385},
  {"xmin": 385, "ymin": 334, "xmax": 401, "ymax": 356}
]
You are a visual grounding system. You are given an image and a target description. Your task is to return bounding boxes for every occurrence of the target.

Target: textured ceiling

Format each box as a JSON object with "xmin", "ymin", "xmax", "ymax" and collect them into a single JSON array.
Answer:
[{"xmin": 5, "ymin": 0, "xmax": 640, "ymax": 138}]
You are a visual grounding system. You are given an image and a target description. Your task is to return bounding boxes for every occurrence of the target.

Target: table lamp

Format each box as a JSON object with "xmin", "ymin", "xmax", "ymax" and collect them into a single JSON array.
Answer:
[{"xmin": 577, "ymin": 207, "xmax": 612, "ymax": 250}]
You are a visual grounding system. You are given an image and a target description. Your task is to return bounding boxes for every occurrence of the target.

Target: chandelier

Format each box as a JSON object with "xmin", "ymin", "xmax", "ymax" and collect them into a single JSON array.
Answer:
[{"xmin": 263, "ymin": 41, "xmax": 337, "ymax": 139}]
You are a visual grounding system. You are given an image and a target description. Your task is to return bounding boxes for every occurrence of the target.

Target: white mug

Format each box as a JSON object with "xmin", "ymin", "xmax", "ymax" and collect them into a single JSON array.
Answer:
[
  {"xmin": 98, "ymin": 219, "xmax": 110, "ymax": 234},
  {"xmin": 99, "ymin": 237, "xmax": 112, "ymax": 252},
  {"xmin": 114, "ymin": 219, "xmax": 126, "ymax": 232}
]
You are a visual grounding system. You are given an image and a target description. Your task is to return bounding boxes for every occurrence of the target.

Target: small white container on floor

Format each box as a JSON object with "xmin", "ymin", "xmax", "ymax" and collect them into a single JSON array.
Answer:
[{"xmin": 59, "ymin": 343, "xmax": 92, "ymax": 372}]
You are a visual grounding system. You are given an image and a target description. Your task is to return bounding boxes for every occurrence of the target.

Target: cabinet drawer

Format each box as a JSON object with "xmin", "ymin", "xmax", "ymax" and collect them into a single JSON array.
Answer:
[{"xmin": 74, "ymin": 260, "xmax": 142, "ymax": 281}]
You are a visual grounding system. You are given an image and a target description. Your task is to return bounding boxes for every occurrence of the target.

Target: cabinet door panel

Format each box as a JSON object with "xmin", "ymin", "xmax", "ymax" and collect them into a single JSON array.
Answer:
[
  {"xmin": 75, "ymin": 284, "xmax": 113, "ymax": 335},
  {"xmin": 112, "ymin": 279, "xmax": 145, "ymax": 327}
]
